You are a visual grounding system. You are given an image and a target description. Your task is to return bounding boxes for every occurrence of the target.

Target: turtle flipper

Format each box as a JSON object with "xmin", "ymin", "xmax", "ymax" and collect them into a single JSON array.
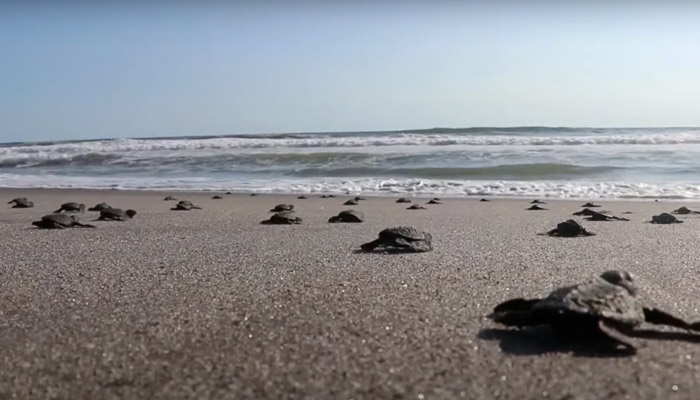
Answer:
[
  {"xmin": 493, "ymin": 298, "xmax": 541, "ymax": 314},
  {"xmin": 643, "ymin": 307, "xmax": 700, "ymax": 331},
  {"xmin": 597, "ymin": 320, "xmax": 637, "ymax": 353},
  {"xmin": 52, "ymin": 207, "xmax": 63, "ymax": 213},
  {"xmin": 360, "ymin": 238, "xmax": 382, "ymax": 252}
]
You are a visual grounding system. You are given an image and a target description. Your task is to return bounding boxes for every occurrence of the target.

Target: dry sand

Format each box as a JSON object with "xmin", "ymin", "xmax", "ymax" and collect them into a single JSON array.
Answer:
[{"xmin": 2, "ymin": 188, "xmax": 700, "ymax": 399}]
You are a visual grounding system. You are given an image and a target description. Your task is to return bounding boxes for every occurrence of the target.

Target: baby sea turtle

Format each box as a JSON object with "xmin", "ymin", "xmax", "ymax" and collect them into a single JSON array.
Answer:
[
  {"xmin": 343, "ymin": 199, "xmax": 359, "ymax": 206},
  {"xmin": 328, "ymin": 210, "xmax": 364, "ymax": 223},
  {"xmin": 53, "ymin": 202, "xmax": 85, "ymax": 213},
  {"xmin": 250, "ymin": 193, "xmax": 259, "ymax": 196},
  {"xmin": 489, "ymin": 270, "xmax": 700, "ymax": 352},
  {"xmin": 32, "ymin": 214, "xmax": 96, "ymax": 229},
  {"xmin": 321, "ymin": 194, "xmax": 337, "ymax": 199},
  {"xmin": 573, "ymin": 208, "xmax": 628, "ymax": 221},
  {"xmin": 530, "ymin": 200, "xmax": 546, "ymax": 204},
  {"xmin": 360, "ymin": 226, "xmax": 432, "ymax": 253},
  {"xmin": 354, "ymin": 196, "xmax": 367, "ymax": 201},
  {"xmin": 261, "ymin": 211, "xmax": 302, "ymax": 225},
  {"xmin": 527, "ymin": 205, "xmax": 547, "ymax": 211},
  {"xmin": 672, "ymin": 207, "xmax": 700, "ymax": 215},
  {"xmin": 427, "ymin": 199, "xmax": 442, "ymax": 205},
  {"xmin": 212, "ymin": 195, "xmax": 223, "ymax": 200},
  {"xmin": 97, "ymin": 208, "xmax": 137, "ymax": 221},
  {"xmin": 581, "ymin": 202, "xmax": 602, "ymax": 208},
  {"xmin": 297, "ymin": 196, "xmax": 308, "ymax": 199},
  {"xmin": 88, "ymin": 202, "xmax": 112, "ymax": 212},
  {"xmin": 164, "ymin": 196, "xmax": 178, "ymax": 201},
  {"xmin": 396, "ymin": 197, "xmax": 412, "ymax": 203},
  {"xmin": 650, "ymin": 213, "xmax": 682, "ymax": 224},
  {"xmin": 226, "ymin": 191, "xmax": 233, "ymax": 195},
  {"xmin": 171, "ymin": 200, "xmax": 202, "ymax": 211},
  {"xmin": 8, "ymin": 198, "xmax": 33, "ymax": 208},
  {"xmin": 407, "ymin": 204, "xmax": 426, "ymax": 210},
  {"xmin": 542, "ymin": 219, "xmax": 594, "ymax": 237},
  {"xmin": 480, "ymin": 198, "xmax": 491, "ymax": 202},
  {"xmin": 270, "ymin": 204, "xmax": 294, "ymax": 212}
]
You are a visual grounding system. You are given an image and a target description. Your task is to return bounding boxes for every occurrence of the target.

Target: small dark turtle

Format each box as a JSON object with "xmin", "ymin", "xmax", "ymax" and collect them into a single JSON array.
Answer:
[
  {"xmin": 97, "ymin": 208, "xmax": 137, "ymax": 221},
  {"xmin": 360, "ymin": 226, "xmax": 432, "ymax": 253},
  {"xmin": 343, "ymin": 199, "xmax": 359, "ymax": 206},
  {"xmin": 88, "ymin": 202, "xmax": 112, "ymax": 212},
  {"xmin": 489, "ymin": 270, "xmax": 700, "ymax": 352},
  {"xmin": 427, "ymin": 199, "xmax": 442, "ymax": 205},
  {"xmin": 622, "ymin": 211, "xmax": 634, "ymax": 214},
  {"xmin": 527, "ymin": 205, "xmax": 547, "ymax": 211},
  {"xmin": 542, "ymin": 219, "xmax": 594, "ymax": 237},
  {"xmin": 354, "ymin": 196, "xmax": 367, "ymax": 201},
  {"xmin": 672, "ymin": 207, "xmax": 700, "ymax": 215},
  {"xmin": 585, "ymin": 212, "xmax": 629, "ymax": 222},
  {"xmin": 480, "ymin": 198, "xmax": 491, "ymax": 202},
  {"xmin": 164, "ymin": 196, "xmax": 178, "ymax": 201},
  {"xmin": 226, "ymin": 191, "xmax": 233, "ymax": 195},
  {"xmin": 530, "ymin": 200, "xmax": 546, "ymax": 204},
  {"xmin": 53, "ymin": 202, "xmax": 85, "ymax": 213},
  {"xmin": 574, "ymin": 208, "xmax": 628, "ymax": 221},
  {"xmin": 8, "ymin": 197, "xmax": 33, "ymax": 208},
  {"xmin": 396, "ymin": 197, "xmax": 412, "ymax": 203},
  {"xmin": 328, "ymin": 209, "xmax": 364, "ymax": 223},
  {"xmin": 650, "ymin": 213, "xmax": 682, "ymax": 224},
  {"xmin": 212, "ymin": 195, "xmax": 223, "ymax": 200},
  {"xmin": 407, "ymin": 204, "xmax": 426, "ymax": 210},
  {"xmin": 321, "ymin": 195, "xmax": 337, "ymax": 199},
  {"xmin": 581, "ymin": 202, "xmax": 602, "ymax": 208},
  {"xmin": 297, "ymin": 196, "xmax": 308, "ymax": 199},
  {"xmin": 270, "ymin": 204, "xmax": 294, "ymax": 212},
  {"xmin": 261, "ymin": 211, "xmax": 302, "ymax": 225},
  {"xmin": 32, "ymin": 214, "xmax": 95, "ymax": 229},
  {"xmin": 171, "ymin": 200, "xmax": 202, "ymax": 211}
]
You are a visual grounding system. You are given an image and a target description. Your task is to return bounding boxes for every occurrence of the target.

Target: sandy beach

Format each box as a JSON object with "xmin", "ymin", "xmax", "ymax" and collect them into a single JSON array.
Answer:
[{"xmin": 3, "ymin": 188, "xmax": 700, "ymax": 399}]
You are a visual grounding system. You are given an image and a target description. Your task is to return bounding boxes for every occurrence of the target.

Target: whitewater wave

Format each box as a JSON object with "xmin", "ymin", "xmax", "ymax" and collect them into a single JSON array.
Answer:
[
  {"xmin": 4, "ymin": 131, "xmax": 700, "ymax": 159},
  {"xmin": 2, "ymin": 173, "xmax": 700, "ymax": 199}
]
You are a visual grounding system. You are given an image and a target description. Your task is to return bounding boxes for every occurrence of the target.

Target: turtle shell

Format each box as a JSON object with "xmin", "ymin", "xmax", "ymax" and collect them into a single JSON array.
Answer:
[
  {"xmin": 262, "ymin": 211, "xmax": 302, "ymax": 224},
  {"xmin": 651, "ymin": 213, "xmax": 682, "ymax": 224},
  {"xmin": 328, "ymin": 210, "xmax": 364, "ymax": 223},
  {"xmin": 88, "ymin": 202, "xmax": 112, "ymax": 212},
  {"xmin": 343, "ymin": 199, "xmax": 358, "ymax": 206},
  {"xmin": 270, "ymin": 204, "xmax": 294, "ymax": 212},
  {"xmin": 533, "ymin": 276, "xmax": 644, "ymax": 328}
]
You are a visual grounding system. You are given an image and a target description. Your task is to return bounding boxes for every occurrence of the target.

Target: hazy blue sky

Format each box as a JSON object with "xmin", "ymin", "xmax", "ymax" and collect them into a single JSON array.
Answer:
[{"xmin": 2, "ymin": 1, "xmax": 700, "ymax": 142}]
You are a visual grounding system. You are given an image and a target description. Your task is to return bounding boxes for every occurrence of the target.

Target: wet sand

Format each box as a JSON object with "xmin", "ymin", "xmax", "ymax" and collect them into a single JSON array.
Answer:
[{"xmin": 2, "ymin": 188, "xmax": 700, "ymax": 399}]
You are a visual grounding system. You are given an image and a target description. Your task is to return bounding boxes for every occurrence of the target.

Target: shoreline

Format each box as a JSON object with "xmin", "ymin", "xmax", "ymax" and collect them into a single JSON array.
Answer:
[{"xmin": 0, "ymin": 186, "xmax": 688, "ymax": 202}]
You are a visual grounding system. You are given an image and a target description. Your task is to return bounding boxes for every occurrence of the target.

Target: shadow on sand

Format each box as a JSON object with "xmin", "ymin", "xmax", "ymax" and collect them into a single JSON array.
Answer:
[{"xmin": 479, "ymin": 326, "xmax": 700, "ymax": 358}]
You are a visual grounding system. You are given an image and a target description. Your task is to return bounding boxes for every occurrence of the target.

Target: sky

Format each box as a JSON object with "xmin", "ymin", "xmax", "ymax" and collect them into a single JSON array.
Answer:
[{"xmin": 1, "ymin": 1, "xmax": 700, "ymax": 142}]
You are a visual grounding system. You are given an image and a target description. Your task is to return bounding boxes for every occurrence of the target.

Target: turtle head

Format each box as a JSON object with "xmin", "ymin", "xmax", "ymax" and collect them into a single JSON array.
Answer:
[
  {"xmin": 126, "ymin": 209, "xmax": 137, "ymax": 218},
  {"xmin": 600, "ymin": 270, "xmax": 637, "ymax": 295}
]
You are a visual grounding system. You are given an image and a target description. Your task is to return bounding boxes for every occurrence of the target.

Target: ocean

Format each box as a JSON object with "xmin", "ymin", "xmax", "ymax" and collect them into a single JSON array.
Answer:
[{"xmin": 2, "ymin": 127, "xmax": 700, "ymax": 199}]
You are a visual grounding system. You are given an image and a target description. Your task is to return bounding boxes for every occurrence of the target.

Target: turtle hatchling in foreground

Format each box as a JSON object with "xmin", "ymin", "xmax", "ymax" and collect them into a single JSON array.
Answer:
[
  {"xmin": 98, "ymin": 208, "xmax": 137, "ymax": 221},
  {"xmin": 360, "ymin": 226, "xmax": 432, "ymax": 253},
  {"xmin": 261, "ymin": 211, "xmax": 302, "ymax": 225},
  {"xmin": 32, "ymin": 214, "xmax": 96, "ymax": 229},
  {"xmin": 54, "ymin": 202, "xmax": 85, "ymax": 213},
  {"xmin": 489, "ymin": 270, "xmax": 700, "ymax": 352},
  {"xmin": 543, "ymin": 219, "xmax": 594, "ymax": 237},
  {"xmin": 8, "ymin": 198, "xmax": 33, "ymax": 208},
  {"xmin": 650, "ymin": 213, "xmax": 682, "ymax": 224},
  {"xmin": 328, "ymin": 210, "xmax": 364, "ymax": 223}
]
